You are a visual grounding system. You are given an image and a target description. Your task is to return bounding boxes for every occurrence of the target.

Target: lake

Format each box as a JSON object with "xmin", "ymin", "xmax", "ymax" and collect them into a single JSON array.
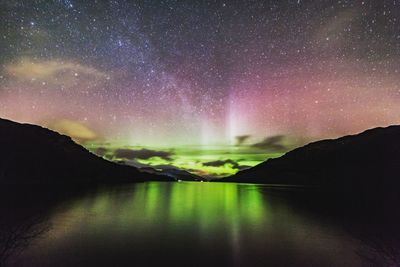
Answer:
[{"xmin": 2, "ymin": 182, "xmax": 397, "ymax": 266}]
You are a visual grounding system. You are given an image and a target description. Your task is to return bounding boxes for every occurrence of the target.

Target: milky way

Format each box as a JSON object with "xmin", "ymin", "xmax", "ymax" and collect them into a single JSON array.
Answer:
[{"xmin": 1, "ymin": 1, "xmax": 400, "ymax": 175}]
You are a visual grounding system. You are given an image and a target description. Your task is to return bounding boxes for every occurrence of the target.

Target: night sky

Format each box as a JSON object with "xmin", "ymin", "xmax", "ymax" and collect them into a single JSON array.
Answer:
[{"xmin": 1, "ymin": 0, "xmax": 400, "ymax": 176}]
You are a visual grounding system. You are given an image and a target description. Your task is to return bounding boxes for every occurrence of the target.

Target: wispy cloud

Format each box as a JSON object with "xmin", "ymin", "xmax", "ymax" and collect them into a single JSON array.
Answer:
[
  {"xmin": 47, "ymin": 119, "xmax": 97, "ymax": 143},
  {"xmin": 5, "ymin": 57, "xmax": 109, "ymax": 87}
]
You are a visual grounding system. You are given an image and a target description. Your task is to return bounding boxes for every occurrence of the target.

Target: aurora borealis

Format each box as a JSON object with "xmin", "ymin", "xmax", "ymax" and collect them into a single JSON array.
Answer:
[{"xmin": 1, "ymin": 1, "xmax": 400, "ymax": 176}]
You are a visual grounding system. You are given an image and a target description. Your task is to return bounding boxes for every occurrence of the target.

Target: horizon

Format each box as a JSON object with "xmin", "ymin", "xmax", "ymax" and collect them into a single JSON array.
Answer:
[{"xmin": 2, "ymin": 116, "xmax": 397, "ymax": 178}]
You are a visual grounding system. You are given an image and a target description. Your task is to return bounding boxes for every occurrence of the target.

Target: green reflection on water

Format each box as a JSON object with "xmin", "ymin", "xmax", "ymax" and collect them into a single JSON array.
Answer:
[
  {"xmin": 60, "ymin": 182, "xmax": 268, "ymax": 235},
  {"xmin": 18, "ymin": 182, "xmax": 363, "ymax": 267}
]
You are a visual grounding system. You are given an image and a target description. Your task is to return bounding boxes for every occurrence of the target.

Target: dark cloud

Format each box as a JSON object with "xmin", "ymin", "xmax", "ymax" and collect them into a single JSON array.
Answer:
[
  {"xmin": 94, "ymin": 147, "xmax": 108, "ymax": 157},
  {"xmin": 251, "ymin": 135, "xmax": 287, "ymax": 151},
  {"xmin": 114, "ymin": 148, "xmax": 173, "ymax": 161},
  {"xmin": 202, "ymin": 159, "xmax": 251, "ymax": 174},
  {"xmin": 235, "ymin": 135, "xmax": 251, "ymax": 146},
  {"xmin": 203, "ymin": 159, "xmax": 246, "ymax": 170}
]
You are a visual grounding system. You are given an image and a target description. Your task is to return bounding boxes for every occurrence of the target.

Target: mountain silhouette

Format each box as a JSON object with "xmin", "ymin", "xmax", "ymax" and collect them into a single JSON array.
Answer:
[
  {"xmin": 0, "ymin": 118, "xmax": 173, "ymax": 184},
  {"xmin": 139, "ymin": 166, "xmax": 206, "ymax": 181},
  {"xmin": 221, "ymin": 125, "xmax": 400, "ymax": 201}
]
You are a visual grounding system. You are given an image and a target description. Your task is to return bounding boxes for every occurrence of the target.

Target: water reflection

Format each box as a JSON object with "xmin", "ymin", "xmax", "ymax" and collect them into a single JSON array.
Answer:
[
  {"xmin": 2, "ymin": 182, "xmax": 399, "ymax": 266},
  {"xmin": 0, "ymin": 211, "xmax": 49, "ymax": 266},
  {"xmin": 0, "ymin": 188, "xmax": 53, "ymax": 266}
]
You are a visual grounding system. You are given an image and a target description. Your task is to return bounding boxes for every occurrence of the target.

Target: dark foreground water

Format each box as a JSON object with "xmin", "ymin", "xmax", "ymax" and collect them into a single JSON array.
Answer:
[{"xmin": 2, "ymin": 182, "xmax": 399, "ymax": 266}]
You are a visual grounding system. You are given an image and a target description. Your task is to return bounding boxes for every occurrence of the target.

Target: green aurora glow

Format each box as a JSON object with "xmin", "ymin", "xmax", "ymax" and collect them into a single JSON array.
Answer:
[{"xmin": 85, "ymin": 143, "xmax": 284, "ymax": 178}]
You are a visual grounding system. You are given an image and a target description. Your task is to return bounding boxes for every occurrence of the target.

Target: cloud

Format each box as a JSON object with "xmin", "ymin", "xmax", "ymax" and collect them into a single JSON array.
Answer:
[
  {"xmin": 202, "ymin": 159, "xmax": 251, "ymax": 172},
  {"xmin": 47, "ymin": 119, "xmax": 97, "ymax": 143},
  {"xmin": 202, "ymin": 159, "xmax": 249, "ymax": 170},
  {"xmin": 114, "ymin": 148, "xmax": 173, "ymax": 161},
  {"xmin": 235, "ymin": 135, "xmax": 251, "ymax": 146},
  {"xmin": 251, "ymin": 135, "xmax": 287, "ymax": 151},
  {"xmin": 5, "ymin": 57, "xmax": 109, "ymax": 87},
  {"xmin": 94, "ymin": 147, "xmax": 108, "ymax": 157},
  {"xmin": 203, "ymin": 159, "xmax": 239, "ymax": 168}
]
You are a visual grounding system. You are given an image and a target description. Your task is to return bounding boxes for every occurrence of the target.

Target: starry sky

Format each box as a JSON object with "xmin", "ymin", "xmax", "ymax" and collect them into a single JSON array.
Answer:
[{"xmin": 1, "ymin": 0, "xmax": 400, "ymax": 176}]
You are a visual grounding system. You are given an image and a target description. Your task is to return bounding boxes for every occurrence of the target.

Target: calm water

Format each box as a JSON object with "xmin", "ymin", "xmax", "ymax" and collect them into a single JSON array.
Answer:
[{"xmin": 2, "ymin": 182, "xmax": 396, "ymax": 266}]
